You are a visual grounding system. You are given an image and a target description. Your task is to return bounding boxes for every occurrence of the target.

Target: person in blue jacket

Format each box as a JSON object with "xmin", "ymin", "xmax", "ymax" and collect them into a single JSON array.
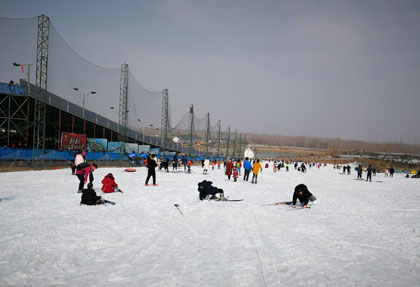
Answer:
[{"xmin": 243, "ymin": 157, "xmax": 252, "ymax": 181}]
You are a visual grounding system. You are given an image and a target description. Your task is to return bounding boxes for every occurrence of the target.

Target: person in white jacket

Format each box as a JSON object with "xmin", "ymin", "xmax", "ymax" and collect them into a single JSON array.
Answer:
[{"xmin": 203, "ymin": 158, "xmax": 210, "ymax": 174}]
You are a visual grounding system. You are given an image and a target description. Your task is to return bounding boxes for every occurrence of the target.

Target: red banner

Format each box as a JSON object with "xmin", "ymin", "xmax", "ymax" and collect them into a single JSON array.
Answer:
[{"xmin": 60, "ymin": 132, "xmax": 87, "ymax": 150}]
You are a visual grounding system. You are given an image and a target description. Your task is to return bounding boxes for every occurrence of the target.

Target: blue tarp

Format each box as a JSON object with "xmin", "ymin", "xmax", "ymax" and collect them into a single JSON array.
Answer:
[
  {"xmin": 0, "ymin": 147, "xmax": 225, "ymax": 162},
  {"xmin": 0, "ymin": 82, "xmax": 25, "ymax": 95},
  {"xmin": 0, "ymin": 148, "xmax": 123, "ymax": 161}
]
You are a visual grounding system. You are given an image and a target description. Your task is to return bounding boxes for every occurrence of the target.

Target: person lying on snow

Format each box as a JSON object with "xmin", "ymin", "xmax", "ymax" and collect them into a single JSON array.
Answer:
[
  {"xmin": 198, "ymin": 180, "xmax": 225, "ymax": 200},
  {"xmin": 81, "ymin": 183, "xmax": 104, "ymax": 205},
  {"xmin": 101, "ymin": 173, "xmax": 123, "ymax": 193}
]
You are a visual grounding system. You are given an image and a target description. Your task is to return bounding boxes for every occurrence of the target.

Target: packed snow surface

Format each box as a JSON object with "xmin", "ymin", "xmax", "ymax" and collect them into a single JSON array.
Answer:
[{"xmin": 1, "ymin": 164, "xmax": 420, "ymax": 286}]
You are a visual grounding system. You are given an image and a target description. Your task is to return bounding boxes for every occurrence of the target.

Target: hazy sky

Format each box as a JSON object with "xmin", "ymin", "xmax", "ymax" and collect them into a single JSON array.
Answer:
[{"xmin": 2, "ymin": 0, "xmax": 420, "ymax": 144}]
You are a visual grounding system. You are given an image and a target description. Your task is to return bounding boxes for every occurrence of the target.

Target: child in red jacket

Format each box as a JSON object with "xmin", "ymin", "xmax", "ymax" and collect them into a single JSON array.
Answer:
[
  {"xmin": 233, "ymin": 168, "xmax": 239, "ymax": 182},
  {"xmin": 101, "ymin": 173, "xmax": 123, "ymax": 193}
]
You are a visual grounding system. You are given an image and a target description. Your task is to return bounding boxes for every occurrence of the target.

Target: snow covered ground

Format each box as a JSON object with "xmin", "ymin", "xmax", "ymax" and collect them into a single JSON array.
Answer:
[{"xmin": 1, "ymin": 163, "xmax": 419, "ymax": 286}]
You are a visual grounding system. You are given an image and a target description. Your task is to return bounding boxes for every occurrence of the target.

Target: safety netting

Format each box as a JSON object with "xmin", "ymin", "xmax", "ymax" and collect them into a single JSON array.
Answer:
[{"xmin": 0, "ymin": 17, "xmax": 38, "ymax": 86}]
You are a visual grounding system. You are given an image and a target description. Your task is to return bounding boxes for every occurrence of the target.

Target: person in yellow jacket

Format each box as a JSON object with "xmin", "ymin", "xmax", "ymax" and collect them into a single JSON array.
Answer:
[{"xmin": 252, "ymin": 159, "xmax": 263, "ymax": 184}]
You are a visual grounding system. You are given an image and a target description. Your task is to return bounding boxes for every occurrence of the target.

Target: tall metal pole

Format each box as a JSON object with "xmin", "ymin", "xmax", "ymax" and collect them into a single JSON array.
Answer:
[
  {"xmin": 34, "ymin": 14, "xmax": 49, "ymax": 168},
  {"xmin": 232, "ymin": 129, "xmax": 237, "ymax": 158},
  {"xmin": 217, "ymin": 120, "xmax": 221, "ymax": 158},
  {"xmin": 205, "ymin": 112, "xmax": 210, "ymax": 157},
  {"xmin": 188, "ymin": 105, "xmax": 194, "ymax": 155},
  {"xmin": 225, "ymin": 125, "xmax": 230, "ymax": 158},
  {"xmin": 160, "ymin": 89, "xmax": 170, "ymax": 153},
  {"xmin": 238, "ymin": 133, "xmax": 242, "ymax": 159},
  {"xmin": 119, "ymin": 63, "xmax": 128, "ymax": 143}
]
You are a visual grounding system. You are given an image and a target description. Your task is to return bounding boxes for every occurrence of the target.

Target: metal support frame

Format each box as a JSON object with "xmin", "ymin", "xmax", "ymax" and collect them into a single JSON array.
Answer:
[
  {"xmin": 118, "ymin": 63, "xmax": 128, "ymax": 142},
  {"xmin": 188, "ymin": 105, "xmax": 194, "ymax": 155},
  {"xmin": 34, "ymin": 14, "xmax": 49, "ymax": 166},
  {"xmin": 0, "ymin": 93, "xmax": 30, "ymax": 147},
  {"xmin": 160, "ymin": 89, "xmax": 169, "ymax": 153}
]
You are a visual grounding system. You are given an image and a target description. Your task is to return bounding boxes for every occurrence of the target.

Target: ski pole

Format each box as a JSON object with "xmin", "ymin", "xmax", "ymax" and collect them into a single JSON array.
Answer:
[{"xmin": 174, "ymin": 204, "xmax": 183, "ymax": 215}]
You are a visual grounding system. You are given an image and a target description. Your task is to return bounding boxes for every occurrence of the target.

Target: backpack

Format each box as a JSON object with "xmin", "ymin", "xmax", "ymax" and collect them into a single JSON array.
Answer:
[{"xmin": 76, "ymin": 162, "xmax": 90, "ymax": 170}]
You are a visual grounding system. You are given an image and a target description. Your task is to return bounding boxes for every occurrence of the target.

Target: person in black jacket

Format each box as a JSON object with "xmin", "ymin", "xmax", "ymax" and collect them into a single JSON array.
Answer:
[
  {"xmin": 292, "ymin": 184, "xmax": 316, "ymax": 208},
  {"xmin": 80, "ymin": 183, "xmax": 103, "ymax": 205},
  {"xmin": 389, "ymin": 166, "xmax": 395, "ymax": 177},
  {"xmin": 197, "ymin": 180, "xmax": 224, "ymax": 200},
  {"xmin": 145, "ymin": 155, "xmax": 158, "ymax": 186},
  {"xmin": 357, "ymin": 164, "xmax": 363, "ymax": 179},
  {"xmin": 366, "ymin": 164, "xmax": 372, "ymax": 182}
]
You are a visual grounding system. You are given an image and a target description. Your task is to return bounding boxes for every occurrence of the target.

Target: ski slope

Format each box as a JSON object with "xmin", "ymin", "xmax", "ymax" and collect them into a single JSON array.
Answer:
[{"xmin": 1, "ymin": 163, "xmax": 419, "ymax": 286}]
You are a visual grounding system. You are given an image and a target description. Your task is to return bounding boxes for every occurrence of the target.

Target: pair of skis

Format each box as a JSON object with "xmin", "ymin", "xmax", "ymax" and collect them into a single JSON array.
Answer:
[
  {"xmin": 261, "ymin": 201, "xmax": 311, "ymax": 209},
  {"xmin": 102, "ymin": 199, "xmax": 116, "ymax": 205},
  {"xmin": 173, "ymin": 197, "xmax": 245, "ymax": 215}
]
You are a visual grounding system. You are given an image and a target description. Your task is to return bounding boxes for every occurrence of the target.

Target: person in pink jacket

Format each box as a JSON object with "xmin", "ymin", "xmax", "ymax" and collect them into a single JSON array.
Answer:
[{"xmin": 76, "ymin": 163, "xmax": 98, "ymax": 192}]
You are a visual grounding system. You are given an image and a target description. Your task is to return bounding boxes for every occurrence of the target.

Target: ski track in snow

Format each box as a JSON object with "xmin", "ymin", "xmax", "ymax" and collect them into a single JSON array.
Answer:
[{"xmin": 1, "ymin": 164, "xmax": 420, "ymax": 286}]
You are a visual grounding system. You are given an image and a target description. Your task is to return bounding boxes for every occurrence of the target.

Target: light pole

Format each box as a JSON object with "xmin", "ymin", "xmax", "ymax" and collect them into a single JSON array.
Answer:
[
  {"xmin": 13, "ymin": 62, "xmax": 32, "ymax": 98},
  {"xmin": 137, "ymin": 119, "xmax": 145, "ymax": 143},
  {"xmin": 73, "ymin": 87, "xmax": 96, "ymax": 119},
  {"xmin": 12, "ymin": 62, "xmax": 32, "ymax": 148}
]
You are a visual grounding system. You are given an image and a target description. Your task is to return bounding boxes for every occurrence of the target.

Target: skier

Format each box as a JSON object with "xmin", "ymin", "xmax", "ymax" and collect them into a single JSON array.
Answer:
[
  {"xmin": 251, "ymin": 159, "xmax": 263, "ymax": 184},
  {"xmin": 182, "ymin": 156, "xmax": 187, "ymax": 171},
  {"xmin": 357, "ymin": 164, "xmax": 363, "ymax": 179},
  {"xmin": 225, "ymin": 159, "xmax": 233, "ymax": 180},
  {"xmin": 72, "ymin": 150, "xmax": 86, "ymax": 174},
  {"xmin": 366, "ymin": 164, "xmax": 372, "ymax": 182},
  {"xmin": 187, "ymin": 159, "xmax": 192, "ymax": 173},
  {"xmin": 197, "ymin": 180, "xmax": 225, "ymax": 200},
  {"xmin": 236, "ymin": 159, "xmax": 242, "ymax": 176},
  {"xmin": 76, "ymin": 162, "xmax": 98, "ymax": 192},
  {"xmin": 233, "ymin": 167, "xmax": 239, "ymax": 182},
  {"xmin": 292, "ymin": 184, "xmax": 317, "ymax": 208},
  {"xmin": 145, "ymin": 155, "xmax": 158, "ymax": 186},
  {"xmin": 101, "ymin": 173, "xmax": 123, "ymax": 193},
  {"xmin": 172, "ymin": 156, "xmax": 178, "ymax": 171},
  {"xmin": 203, "ymin": 158, "xmax": 210, "ymax": 174},
  {"xmin": 389, "ymin": 166, "xmax": 395, "ymax": 177},
  {"xmin": 81, "ymin": 183, "xmax": 104, "ymax": 205},
  {"xmin": 243, "ymin": 157, "xmax": 252, "ymax": 181}
]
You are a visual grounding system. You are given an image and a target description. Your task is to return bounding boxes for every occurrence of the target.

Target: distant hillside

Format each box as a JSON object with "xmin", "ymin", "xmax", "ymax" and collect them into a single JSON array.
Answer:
[{"xmin": 244, "ymin": 133, "xmax": 420, "ymax": 154}]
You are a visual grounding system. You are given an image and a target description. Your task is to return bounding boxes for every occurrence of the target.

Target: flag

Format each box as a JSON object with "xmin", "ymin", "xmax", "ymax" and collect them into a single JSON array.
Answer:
[{"xmin": 21, "ymin": 65, "xmax": 24, "ymax": 73}]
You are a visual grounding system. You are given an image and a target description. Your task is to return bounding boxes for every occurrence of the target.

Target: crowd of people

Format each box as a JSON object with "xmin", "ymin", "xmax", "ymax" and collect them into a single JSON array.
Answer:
[{"xmin": 71, "ymin": 149, "xmax": 418, "ymax": 207}]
